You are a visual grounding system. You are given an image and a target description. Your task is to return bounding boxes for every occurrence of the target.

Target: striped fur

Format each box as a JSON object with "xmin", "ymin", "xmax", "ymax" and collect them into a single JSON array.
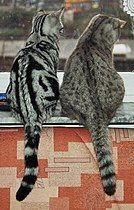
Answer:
[
  {"xmin": 60, "ymin": 14, "xmax": 125, "ymax": 196},
  {"xmin": 6, "ymin": 8, "xmax": 64, "ymax": 201}
]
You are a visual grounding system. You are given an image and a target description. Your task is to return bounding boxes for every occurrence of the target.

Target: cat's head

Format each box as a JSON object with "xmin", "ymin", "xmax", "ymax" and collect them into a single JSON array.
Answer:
[
  {"xmin": 32, "ymin": 8, "xmax": 65, "ymax": 41},
  {"xmin": 88, "ymin": 14, "xmax": 126, "ymax": 47}
]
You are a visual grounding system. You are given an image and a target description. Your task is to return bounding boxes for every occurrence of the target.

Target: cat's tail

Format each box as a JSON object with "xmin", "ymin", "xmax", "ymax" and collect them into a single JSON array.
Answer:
[
  {"xmin": 16, "ymin": 124, "xmax": 41, "ymax": 201},
  {"xmin": 88, "ymin": 121, "xmax": 116, "ymax": 196}
]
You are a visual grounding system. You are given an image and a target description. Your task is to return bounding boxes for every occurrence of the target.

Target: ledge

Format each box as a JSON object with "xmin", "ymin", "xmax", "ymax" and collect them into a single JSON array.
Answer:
[{"xmin": 0, "ymin": 102, "xmax": 134, "ymax": 128}]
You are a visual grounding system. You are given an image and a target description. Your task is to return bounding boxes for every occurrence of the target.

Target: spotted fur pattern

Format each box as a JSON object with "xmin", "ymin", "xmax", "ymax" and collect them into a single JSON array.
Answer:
[
  {"xmin": 60, "ymin": 14, "xmax": 126, "ymax": 196},
  {"xmin": 6, "ymin": 8, "xmax": 64, "ymax": 201}
]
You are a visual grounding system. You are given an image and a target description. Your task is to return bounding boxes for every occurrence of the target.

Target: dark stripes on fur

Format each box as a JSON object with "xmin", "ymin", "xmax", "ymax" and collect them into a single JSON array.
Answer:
[
  {"xmin": 91, "ymin": 123, "xmax": 116, "ymax": 196},
  {"xmin": 26, "ymin": 57, "xmax": 42, "ymax": 119},
  {"xmin": 45, "ymin": 76, "xmax": 59, "ymax": 100},
  {"xmin": 39, "ymin": 76, "xmax": 48, "ymax": 92},
  {"xmin": 16, "ymin": 125, "xmax": 40, "ymax": 201},
  {"xmin": 14, "ymin": 58, "xmax": 26, "ymax": 123}
]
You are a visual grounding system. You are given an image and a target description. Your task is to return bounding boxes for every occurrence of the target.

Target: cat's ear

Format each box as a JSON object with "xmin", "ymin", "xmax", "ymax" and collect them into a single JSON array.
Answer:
[
  {"xmin": 33, "ymin": 9, "xmax": 46, "ymax": 19},
  {"xmin": 54, "ymin": 7, "xmax": 65, "ymax": 19},
  {"xmin": 32, "ymin": 9, "xmax": 45, "ymax": 24},
  {"xmin": 36, "ymin": 9, "xmax": 46, "ymax": 16}
]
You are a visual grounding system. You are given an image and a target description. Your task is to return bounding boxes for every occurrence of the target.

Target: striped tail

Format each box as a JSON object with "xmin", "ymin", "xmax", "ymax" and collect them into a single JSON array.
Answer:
[
  {"xmin": 16, "ymin": 124, "xmax": 41, "ymax": 201},
  {"xmin": 90, "ymin": 123, "xmax": 116, "ymax": 196}
]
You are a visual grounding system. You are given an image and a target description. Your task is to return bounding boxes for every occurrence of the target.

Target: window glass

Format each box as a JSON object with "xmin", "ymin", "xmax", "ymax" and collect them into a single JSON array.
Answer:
[{"xmin": 0, "ymin": 0, "xmax": 133, "ymax": 72}]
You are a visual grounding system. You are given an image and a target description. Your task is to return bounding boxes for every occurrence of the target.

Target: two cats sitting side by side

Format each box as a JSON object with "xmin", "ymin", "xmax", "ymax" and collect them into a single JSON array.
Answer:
[{"xmin": 7, "ymin": 10, "xmax": 126, "ymax": 201}]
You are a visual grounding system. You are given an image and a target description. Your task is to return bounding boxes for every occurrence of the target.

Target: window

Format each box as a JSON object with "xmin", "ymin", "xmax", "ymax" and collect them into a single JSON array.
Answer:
[{"xmin": 0, "ymin": 0, "xmax": 133, "ymax": 72}]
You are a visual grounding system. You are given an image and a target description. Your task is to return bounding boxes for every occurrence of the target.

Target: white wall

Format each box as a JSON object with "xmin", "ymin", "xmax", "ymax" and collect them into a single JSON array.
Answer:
[{"xmin": 0, "ymin": 72, "xmax": 134, "ymax": 102}]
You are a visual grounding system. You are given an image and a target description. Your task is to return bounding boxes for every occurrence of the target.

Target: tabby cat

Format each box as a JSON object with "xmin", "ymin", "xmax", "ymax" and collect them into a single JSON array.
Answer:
[
  {"xmin": 60, "ymin": 14, "xmax": 126, "ymax": 196},
  {"xmin": 6, "ymin": 8, "xmax": 64, "ymax": 201}
]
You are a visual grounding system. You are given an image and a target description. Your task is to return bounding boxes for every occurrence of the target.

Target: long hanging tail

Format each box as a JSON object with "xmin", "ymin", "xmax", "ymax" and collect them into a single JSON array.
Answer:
[
  {"xmin": 16, "ymin": 124, "xmax": 41, "ymax": 201},
  {"xmin": 87, "ymin": 120, "xmax": 116, "ymax": 196}
]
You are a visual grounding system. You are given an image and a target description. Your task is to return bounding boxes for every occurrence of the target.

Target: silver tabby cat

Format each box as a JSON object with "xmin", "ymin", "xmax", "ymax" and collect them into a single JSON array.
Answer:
[
  {"xmin": 6, "ymin": 8, "xmax": 64, "ymax": 201},
  {"xmin": 60, "ymin": 14, "xmax": 126, "ymax": 196}
]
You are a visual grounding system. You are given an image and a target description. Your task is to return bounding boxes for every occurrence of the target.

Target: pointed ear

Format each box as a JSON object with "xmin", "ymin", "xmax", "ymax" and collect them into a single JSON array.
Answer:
[
  {"xmin": 37, "ymin": 9, "xmax": 45, "ymax": 13},
  {"xmin": 32, "ymin": 9, "xmax": 45, "ymax": 22},
  {"xmin": 54, "ymin": 7, "xmax": 65, "ymax": 19},
  {"xmin": 33, "ymin": 9, "xmax": 46, "ymax": 19},
  {"xmin": 36, "ymin": 9, "xmax": 46, "ymax": 16},
  {"xmin": 32, "ymin": 10, "xmax": 44, "ymax": 28}
]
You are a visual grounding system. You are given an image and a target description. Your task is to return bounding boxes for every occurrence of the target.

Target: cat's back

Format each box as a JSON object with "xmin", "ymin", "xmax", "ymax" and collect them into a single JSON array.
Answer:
[
  {"xmin": 63, "ymin": 42, "xmax": 92, "ymax": 78},
  {"xmin": 61, "ymin": 43, "xmax": 88, "ymax": 91}
]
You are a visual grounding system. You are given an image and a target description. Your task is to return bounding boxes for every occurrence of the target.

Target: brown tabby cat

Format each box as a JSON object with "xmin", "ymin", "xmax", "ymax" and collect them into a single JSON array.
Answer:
[{"xmin": 60, "ymin": 14, "xmax": 126, "ymax": 196}]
